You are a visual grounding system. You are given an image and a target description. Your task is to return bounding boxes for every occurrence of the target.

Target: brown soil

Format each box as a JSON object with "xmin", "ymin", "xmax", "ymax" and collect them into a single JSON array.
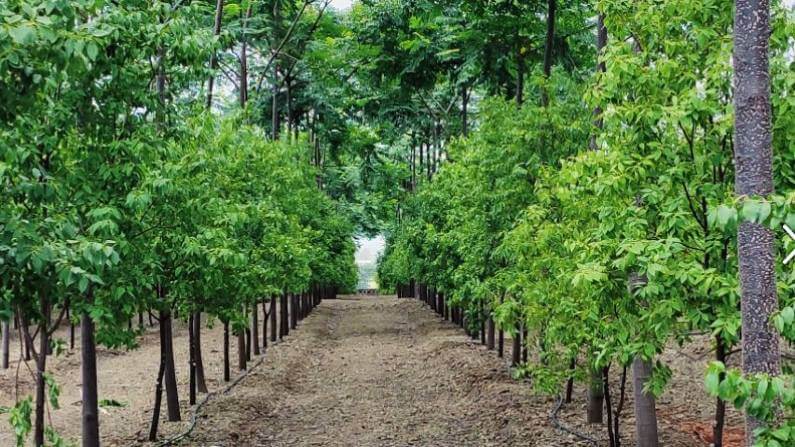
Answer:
[{"xmin": 0, "ymin": 295, "xmax": 745, "ymax": 446}]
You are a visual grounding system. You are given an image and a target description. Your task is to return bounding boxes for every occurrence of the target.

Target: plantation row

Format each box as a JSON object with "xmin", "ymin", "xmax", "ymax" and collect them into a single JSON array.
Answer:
[
  {"xmin": 1, "ymin": 1, "xmax": 358, "ymax": 446},
  {"xmin": 377, "ymin": 2, "xmax": 795, "ymax": 447}
]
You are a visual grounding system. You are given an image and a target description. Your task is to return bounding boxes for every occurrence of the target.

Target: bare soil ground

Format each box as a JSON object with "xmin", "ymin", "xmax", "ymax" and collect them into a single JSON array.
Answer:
[{"xmin": 1, "ymin": 295, "xmax": 744, "ymax": 446}]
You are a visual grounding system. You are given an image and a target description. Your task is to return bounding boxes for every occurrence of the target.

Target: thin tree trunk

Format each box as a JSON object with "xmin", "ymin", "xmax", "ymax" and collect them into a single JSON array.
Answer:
[
  {"xmin": 159, "ymin": 308, "xmax": 181, "ymax": 422},
  {"xmin": 238, "ymin": 328, "xmax": 247, "ymax": 371},
  {"xmin": 516, "ymin": 45, "xmax": 524, "ymax": 106},
  {"xmin": 34, "ymin": 295, "xmax": 49, "ymax": 447},
  {"xmin": 714, "ymin": 337, "xmax": 727, "ymax": 447},
  {"xmin": 206, "ymin": 0, "xmax": 225, "ymax": 108},
  {"xmin": 193, "ymin": 312, "xmax": 208, "ymax": 393},
  {"xmin": 589, "ymin": 13, "xmax": 608, "ymax": 150},
  {"xmin": 223, "ymin": 320, "xmax": 230, "ymax": 382},
  {"xmin": 270, "ymin": 295, "xmax": 277, "ymax": 342},
  {"xmin": 253, "ymin": 303, "xmax": 260, "ymax": 355},
  {"xmin": 733, "ymin": 0, "xmax": 780, "ymax": 444},
  {"xmin": 1, "ymin": 319, "xmax": 8, "ymax": 369},
  {"xmin": 188, "ymin": 313, "xmax": 196, "ymax": 405},
  {"xmin": 148, "ymin": 354, "xmax": 166, "ymax": 441},
  {"xmin": 81, "ymin": 290, "xmax": 99, "ymax": 447},
  {"xmin": 262, "ymin": 301, "xmax": 268, "ymax": 349},
  {"xmin": 511, "ymin": 325, "xmax": 521, "ymax": 367},
  {"xmin": 540, "ymin": 0, "xmax": 556, "ymax": 107},
  {"xmin": 632, "ymin": 357, "xmax": 659, "ymax": 447}
]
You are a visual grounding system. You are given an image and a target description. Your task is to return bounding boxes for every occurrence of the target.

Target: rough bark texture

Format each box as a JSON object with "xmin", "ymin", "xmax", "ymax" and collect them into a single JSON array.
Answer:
[
  {"xmin": 1, "ymin": 319, "xmax": 8, "ymax": 369},
  {"xmin": 632, "ymin": 357, "xmax": 659, "ymax": 447},
  {"xmin": 205, "ymin": 0, "xmax": 224, "ymax": 108},
  {"xmin": 160, "ymin": 309, "xmax": 181, "ymax": 422},
  {"xmin": 587, "ymin": 367, "xmax": 604, "ymax": 424},
  {"xmin": 223, "ymin": 320, "xmax": 230, "ymax": 382},
  {"xmin": 193, "ymin": 312, "xmax": 208, "ymax": 393},
  {"xmin": 733, "ymin": 0, "xmax": 780, "ymax": 444},
  {"xmin": 81, "ymin": 297, "xmax": 100, "ymax": 447},
  {"xmin": 270, "ymin": 295, "xmax": 277, "ymax": 342}
]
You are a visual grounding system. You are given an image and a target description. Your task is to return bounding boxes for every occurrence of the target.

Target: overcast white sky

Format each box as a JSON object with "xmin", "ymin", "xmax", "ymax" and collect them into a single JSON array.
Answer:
[{"xmin": 330, "ymin": 0, "xmax": 353, "ymax": 10}]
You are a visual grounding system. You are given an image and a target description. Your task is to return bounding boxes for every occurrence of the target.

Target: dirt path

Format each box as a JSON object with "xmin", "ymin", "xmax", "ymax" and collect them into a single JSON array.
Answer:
[{"xmin": 2, "ymin": 295, "xmax": 740, "ymax": 446}]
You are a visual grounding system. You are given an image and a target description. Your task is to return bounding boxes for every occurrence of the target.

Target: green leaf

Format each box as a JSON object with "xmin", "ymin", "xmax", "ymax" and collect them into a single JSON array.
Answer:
[{"xmin": 8, "ymin": 24, "xmax": 36, "ymax": 44}]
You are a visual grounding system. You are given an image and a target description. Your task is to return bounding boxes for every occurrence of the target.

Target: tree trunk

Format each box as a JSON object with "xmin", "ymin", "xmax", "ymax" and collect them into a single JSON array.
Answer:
[
  {"xmin": 516, "ymin": 45, "xmax": 524, "ymax": 106},
  {"xmin": 733, "ymin": 0, "xmax": 780, "ymax": 444},
  {"xmin": 486, "ymin": 313, "xmax": 495, "ymax": 350},
  {"xmin": 193, "ymin": 312, "xmax": 208, "ymax": 393},
  {"xmin": 81, "ymin": 290, "xmax": 100, "ymax": 447},
  {"xmin": 34, "ymin": 296, "xmax": 49, "ymax": 447},
  {"xmin": 589, "ymin": 13, "xmax": 608, "ymax": 150},
  {"xmin": 1, "ymin": 319, "xmax": 8, "ymax": 369},
  {"xmin": 270, "ymin": 295, "xmax": 277, "ymax": 342},
  {"xmin": 262, "ymin": 301, "xmax": 269, "ymax": 349},
  {"xmin": 238, "ymin": 327, "xmax": 247, "ymax": 371},
  {"xmin": 587, "ymin": 367, "xmax": 604, "ymax": 423},
  {"xmin": 511, "ymin": 325, "xmax": 521, "ymax": 367},
  {"xmin": 159, "ymin": 308, "xmax": 181, "ymax": 422},
  {"xmin": 188, "ymin": 313, "xmax": 196, "ymax": 405},
  {"xmin": 540, "ymin": 0, "xmax": 556, "ymax": 107},
  {"xmin": 223, "ymin": 320, "xmax": 230, "ymax": 382},
  {"xmin": 714, "ymin": 337, "xmax": 727, "ymax": 447},
  {"xmin": 632, "ymin": 357, "xmax": 659, "ymax": 447},
  {"xmin": 206, "ymin": 0, "xmax": 225, "ymax": 108},
  {"xmin": 252, "ymin": 303, "xmax": 260, "ymax": 355},
  {"xmin": 148, "ymin": 354, "xmax": 166, "ymax": 441}
]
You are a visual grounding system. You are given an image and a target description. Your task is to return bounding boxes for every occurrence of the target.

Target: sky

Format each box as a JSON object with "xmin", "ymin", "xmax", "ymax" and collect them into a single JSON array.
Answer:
[
  {"xmin": 355, "ymin": 235, "xmax": 385, "ymax": 265},
  {"xmin": 330, "ymin": 0, "xmax": 354, "ymax": 11}
]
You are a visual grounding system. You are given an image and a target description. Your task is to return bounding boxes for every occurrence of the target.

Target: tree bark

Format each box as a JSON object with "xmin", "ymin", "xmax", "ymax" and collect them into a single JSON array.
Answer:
[
  {"xmin": 714, "ymin": 336, "xmax": 727, "ymax": 447},
  {"xmin": 540, "ymin": 0, "xmax": 556, "ymax": 107},
  {"xmin": 511, "ymin": 325, "xmax": 521, "ymax": 367},
  {"xmin": 159, "ymin": 308, "xmax": 181, "ymax": 422},
  {"xmin": 733, "ymin": 0, "xmax": 780, "ymax": 444},
  {"xmin": 206, "ymin": 0, "xmax": 225, "ymax": 108},
  {"xmin": 589, "ymin": 13, "xmax": 607, "ymax": 151},
  {"xmin": 34, "ymin": 295, "xmax": 49, "ymax": 447},
  {"xmin": 262, "ymin": 301, "xmax": 269, "ymax": 349},
  {"xmin": 238, "ymin": 327, "xmax": 247, "ymax": 371},
  {"xmin": 193, "ymin": 312, "xmax": 208, "ymax": 393},
  {"xmin": 1, "ymin": 319, "xmax": 8, "ymax": 369},
  {"xmin": 587, "ymin": 367, "xmax": 604, "ymax": 423},
  {"xmin": 270, "ymin": 295, "xmax": 277, "ymax": 342},
  {"xmin": 147, "ymin": 354, "xmax": 166, "ymax": 441},
  {"xmin": 632, "ymin": 357, "xmax": 659, "ymax": 447},
  {"xmin": 223, "ymin": 320, "xmax": 230, "ymax": 382},
  {"xmin": 188, "ymin": 313, "xmax": 196, "ymax": 405},
  {"xmin": 81, "ymin": 290, "xmax": 100, "ymax": 447},
  {"xmin": 252, "ymin": 303, "xmax": 260, "ymax": 355}
]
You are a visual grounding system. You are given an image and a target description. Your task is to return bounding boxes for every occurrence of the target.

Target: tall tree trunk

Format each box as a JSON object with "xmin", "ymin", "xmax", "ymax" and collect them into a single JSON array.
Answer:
[
  {"xmin": 159, "ymin": 307, "xmax": 181, "ymax": 422},
  {"xmin": 188, "ymin": 313, "xmax": 196, "ymax": 405},
  {"xmin": 252, "ymin": 303, "xmax": 260, "ymax": 355},
  {"xmin": 632, "ymin": 357, "xmax": 659, "ymax": 447},
  {"xmin": 733, "ymin": 0, "xmax": 780, "ymax": 444},
  {"xmin": 511, "ymin": 325, "xmax": 521, "ymax": 367},
  {"xmin": 714, "ymin": 336, "xmax": 727, "ymax": 447},
  {"xmin": 206, "ymin": 0, "xmax": 225, "ymax": 108},
  {"xmin": 270, "ymin": 295, "xmax": 277, "ymax": 342},
  {"xmin": 81, "ymin": 289, "xmax": 100, "ymax": 447},
  {"xmin": 238, "ymin": 328, "xmax": 247, "ymax": 371},
  {"xmin": 516, "ymin": 45, "xmax": 524, "ymax": 106},
  {"xmin": 589, "ymin": 13, "xmax": 608, "ymax": 151},
  {"xmin": 1, "ymin": 319, "xmax": 8, "ymax": 369},
  {"xmin": 262, "ymin": 301, "xmax": 269, "ymax": 349},
  {"xmin": 34, "ymin": 294, "xmax": 49, "ymax": 447},
  {"xmin": 193, "ymin": 312, "xmax": 208, "ymax": 393},
  {"xmin": 540, "ymin": 0, "xmax": 556, "ymax": 107},
  {"xmin": 223, "ymin": 320, "xmax": 230, "ymax": 382},
  {"xmin": 148, "ymin": 353, "xmax": 166, "ymax": 441}
]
